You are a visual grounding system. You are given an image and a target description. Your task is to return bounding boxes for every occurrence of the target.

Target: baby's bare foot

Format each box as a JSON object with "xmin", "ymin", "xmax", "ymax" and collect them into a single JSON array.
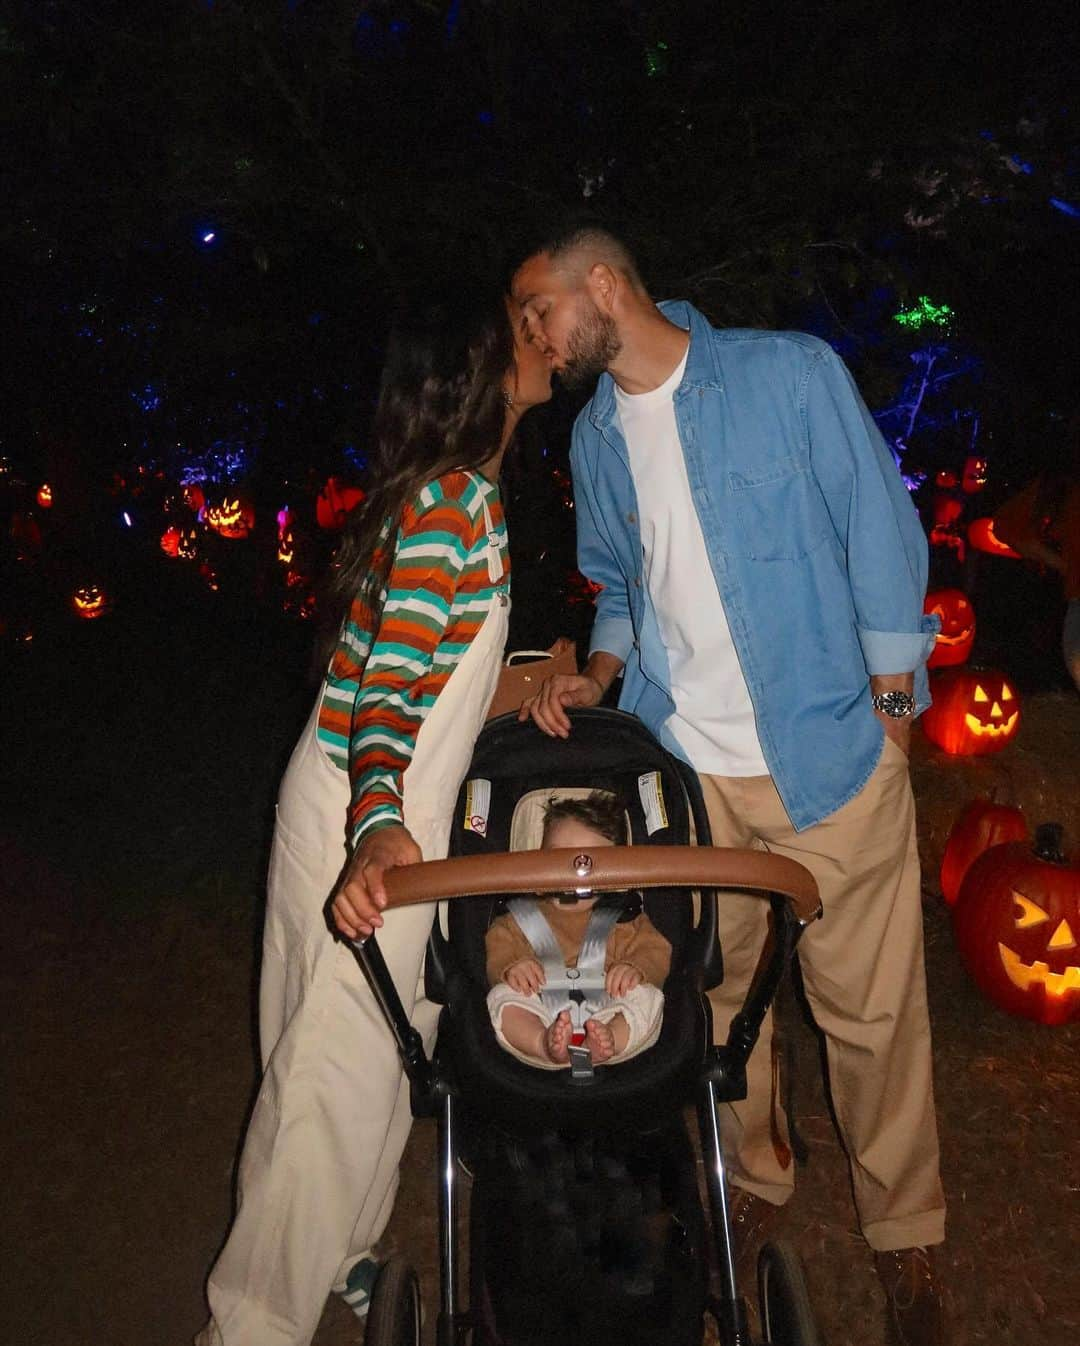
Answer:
[
  {"xmin": 545, "ymin": 1010, "xmax": 573, "ymax": 1064},
  {"xmin": 584, "ymin": 1018, "xmax": 616, "ymax": 1063}
]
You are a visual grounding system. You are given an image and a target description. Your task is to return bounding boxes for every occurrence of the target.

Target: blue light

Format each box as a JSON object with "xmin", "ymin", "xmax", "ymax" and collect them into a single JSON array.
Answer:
[
  {"xmin": 477, "ymin": 110, "xmax": 493, "ymax": 127},
  {"xmin": 1050, "ymin": 197, "xmax": 1080, "ymax": 218},
  {"xmin": 202, "ymin": 231, "xmax": 216, "ymax": 244},
  {"xmin": 122, "ymin": 511, "xmax": 133, "ymax": 527}
]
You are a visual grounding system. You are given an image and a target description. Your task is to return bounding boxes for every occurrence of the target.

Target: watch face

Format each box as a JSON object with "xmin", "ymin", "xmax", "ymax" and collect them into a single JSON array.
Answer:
[{"xmin": 876, "ymin": 691, "xmax": 916, "ymax": 718}]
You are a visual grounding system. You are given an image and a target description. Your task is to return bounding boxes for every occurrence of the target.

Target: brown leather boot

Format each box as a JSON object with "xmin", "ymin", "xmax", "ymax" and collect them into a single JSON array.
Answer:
[{"xmin": 874, "ymin": 1245, "xmax": 947, "ymax": 1346}]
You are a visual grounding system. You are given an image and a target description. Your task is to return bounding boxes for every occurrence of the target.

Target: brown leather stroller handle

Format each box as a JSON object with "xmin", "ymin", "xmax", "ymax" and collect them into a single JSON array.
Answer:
[{"xmin": 381, "ymin": 845, "xmax": 822, "ymax": 926}]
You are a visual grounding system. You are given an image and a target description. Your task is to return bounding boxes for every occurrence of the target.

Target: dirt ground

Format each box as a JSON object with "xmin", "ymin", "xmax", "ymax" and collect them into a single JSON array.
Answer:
[{"xmin": 2, "ymin": 615, "xmax": 1078, "ymax": 1346}]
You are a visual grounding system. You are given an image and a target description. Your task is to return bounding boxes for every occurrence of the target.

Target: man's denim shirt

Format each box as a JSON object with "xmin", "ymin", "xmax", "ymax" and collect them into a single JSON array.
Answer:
[{"xmin": 571, "ymin": 301, "xmax": 938, "ymax": 832}]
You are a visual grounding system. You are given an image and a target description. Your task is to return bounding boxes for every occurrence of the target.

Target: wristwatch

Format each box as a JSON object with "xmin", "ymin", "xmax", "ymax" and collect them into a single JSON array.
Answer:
[{"xmin": 872, "ymin": 690, "xmax": 917, "ymax": 719}]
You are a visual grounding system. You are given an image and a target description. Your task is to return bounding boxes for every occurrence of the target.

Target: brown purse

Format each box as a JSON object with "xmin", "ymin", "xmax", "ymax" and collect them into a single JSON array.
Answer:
[{"xmin": 485, "ymin": 638, "xmax": 578, "ymax": 721}]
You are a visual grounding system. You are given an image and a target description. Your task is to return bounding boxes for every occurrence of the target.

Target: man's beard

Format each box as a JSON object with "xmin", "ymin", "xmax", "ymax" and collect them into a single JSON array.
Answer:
[{"xmin": 558, "ymin": 302, "xmax": 622, "ymax": 391}]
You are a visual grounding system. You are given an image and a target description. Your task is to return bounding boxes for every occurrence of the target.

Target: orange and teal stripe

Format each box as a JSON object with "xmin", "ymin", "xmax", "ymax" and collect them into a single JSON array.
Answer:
[{"xmin": 316, "ymin": 470, "xmax": 507, "ymax": 849}]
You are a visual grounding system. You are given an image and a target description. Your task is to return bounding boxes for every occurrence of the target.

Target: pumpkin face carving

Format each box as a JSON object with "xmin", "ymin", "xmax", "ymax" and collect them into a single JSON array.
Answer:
[
  {"xmin": 924, "ymin": 588, "xmax": 975, "ymax": 668},
  {"xmin": 961, "ymin": 455, "xmax": 988, "ymax": 494},
  {"xmin": 922, "ymin": 667, "xmax": 1020, "ymax": 755},
  {"xmin": 953, "ymin": 828, "xmax": 1080, "ymax": 1025},
  {"xmin": 206, "ymin": 496, "xmax": 254, "ymax": 539},
  {"xmin": 72, "ymin": 585, "xmax": 109, "ymax": 620}
]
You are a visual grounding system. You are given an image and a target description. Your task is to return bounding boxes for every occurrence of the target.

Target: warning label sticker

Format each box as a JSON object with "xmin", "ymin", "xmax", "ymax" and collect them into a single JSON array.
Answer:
[
  {"xmin": 463, "ymin": 777, "xmax": 492, "ymax": 836},
  {"xmin": 637, "ymin": 771, "xmax": 669, "ymax": 836}
]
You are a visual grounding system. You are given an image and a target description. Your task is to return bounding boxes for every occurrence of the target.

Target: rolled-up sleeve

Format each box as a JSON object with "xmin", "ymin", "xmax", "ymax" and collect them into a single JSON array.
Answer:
[
  {"xmin": 804, "ymin": 347, "xmax": 938, "ymax": 707},
  {"xmin": 571, "ymin": 421, "xmax": 635, "ymax": 664}
]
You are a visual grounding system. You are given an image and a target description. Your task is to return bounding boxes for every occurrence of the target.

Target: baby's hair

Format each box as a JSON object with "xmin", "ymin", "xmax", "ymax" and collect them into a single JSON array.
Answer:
[{"xmin": 541, "ymin": 792, "xmax": 628, "ymax": 846}]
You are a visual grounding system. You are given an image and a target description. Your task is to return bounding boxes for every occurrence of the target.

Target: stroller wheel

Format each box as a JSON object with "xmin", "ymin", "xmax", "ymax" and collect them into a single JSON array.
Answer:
[
  {"xmin": 757, "ymin": 1241, "xmax": 820, "ymax": 1346},
  {"xmin": 365, "ymin": 1256, "xmax": 421, "ymax": 1346}
]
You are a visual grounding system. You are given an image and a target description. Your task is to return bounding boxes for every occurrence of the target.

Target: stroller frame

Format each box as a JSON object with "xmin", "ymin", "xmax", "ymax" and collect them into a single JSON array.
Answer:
[{"xmin": 350, "ymin": 713, "xmax": 822, "ymax": 1346}]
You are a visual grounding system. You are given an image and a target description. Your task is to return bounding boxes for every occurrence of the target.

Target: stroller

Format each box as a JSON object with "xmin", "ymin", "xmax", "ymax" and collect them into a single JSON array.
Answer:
[{"xmin": 351, "ymin": 709, "xmax": 823, "ymax": 1346}]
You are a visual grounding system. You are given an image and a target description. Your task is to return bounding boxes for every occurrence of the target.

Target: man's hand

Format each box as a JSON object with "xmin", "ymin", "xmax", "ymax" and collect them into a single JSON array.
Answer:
[
  {"xmin": 519, "ymin": 650, "xmax": 623, "ymax": 738},
  {"xmin": 877, "ymin": 713, "xmax": 912, "ymax": 758},
  {"xmin": 331, "ymin": 824, "xmax": 423, "ymax": 940},
  {"xmin": 504, "ymin": 958, "xmax": 545, "ymax": 994},
  {"xmin": 606, "ymin": 962, "xmax": 643, "ymax": 997},
  {"xmin": 519, "ymin": 673, "xmax": 604, "ymax": 737}
]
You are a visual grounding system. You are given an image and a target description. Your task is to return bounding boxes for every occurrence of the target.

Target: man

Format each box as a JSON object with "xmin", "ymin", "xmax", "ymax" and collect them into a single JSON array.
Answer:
[{"xmin": 512, "ymin": 224, "xmax": 947, "ymax": 1346}]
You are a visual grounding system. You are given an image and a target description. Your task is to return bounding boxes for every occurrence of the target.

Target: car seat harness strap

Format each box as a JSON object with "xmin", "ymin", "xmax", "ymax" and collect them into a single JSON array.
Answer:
[{"xmin": 506, "ymin": 899, "xmax": 627, "ymax": 1080}]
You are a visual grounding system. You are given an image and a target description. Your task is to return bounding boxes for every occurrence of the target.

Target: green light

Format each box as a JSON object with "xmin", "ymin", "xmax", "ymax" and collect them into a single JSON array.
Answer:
[
  {"xmin": 645, "ymin": 41, "xmax": 669, "ymax": 78},
  {"xmin": 893, "ymin": 295, "xmax": 953, "ymax": 330}
]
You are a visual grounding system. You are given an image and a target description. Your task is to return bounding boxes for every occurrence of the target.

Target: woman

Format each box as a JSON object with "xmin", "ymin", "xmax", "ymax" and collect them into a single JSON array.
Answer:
[{"xmin": 197, "ymin": 286, "xmax": 552, "ymax": 1346}]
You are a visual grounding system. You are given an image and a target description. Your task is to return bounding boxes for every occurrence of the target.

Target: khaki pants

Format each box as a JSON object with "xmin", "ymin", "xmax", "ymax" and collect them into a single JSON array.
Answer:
[{"xmin": 701, "ymin": 736, "xmax": 945, "ymax": 1252}]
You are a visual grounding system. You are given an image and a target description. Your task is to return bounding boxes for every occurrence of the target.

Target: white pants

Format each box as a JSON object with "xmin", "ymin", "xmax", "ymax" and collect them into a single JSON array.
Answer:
[
  {"xmin": 198, "ymin": 532, "xmax": 509, "ymax": 1345},
  {"xmin": 486, "ymin": 981, "xmax": 664, "ymax": 1069}
]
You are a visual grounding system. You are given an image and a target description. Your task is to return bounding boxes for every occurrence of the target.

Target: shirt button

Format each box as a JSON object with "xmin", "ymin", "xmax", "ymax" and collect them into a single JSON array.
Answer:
[
  {"xmin": 634, "ymin": 576, "xmax": 642, "ymax": 587},
  {"xmin": 627, "ymin": 511, "xmax": 637, "ymax": 524}
]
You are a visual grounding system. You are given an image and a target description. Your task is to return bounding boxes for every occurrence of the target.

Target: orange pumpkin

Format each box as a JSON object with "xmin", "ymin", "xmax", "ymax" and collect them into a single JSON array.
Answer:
[
  {"xmin": 921, "ymin": 667, "xmax": 1020, "ymax": 755},
  {"xmin": 316, "ymin": 477, "xmax": 364, "ymax": 530},
  {"xmin": 205, "ymin": 495, "xmax": 255, "ymax": 539},
  {"xmin": 953, "ymin": 826, "xmax": 1080, "ymax": 1025},
  {"xmin": 37, "ymin": 483, "xmax": 54, "ymax": 509},
  {"xmin": 923, "ymin": 588, "xmax": 975, "ymax": 669},
  {"xmin": 960, "ymin": 455, "xmax": 988, "ymax": 495},
  {"xmin": 72, "ymin": 584, "xmax": 110, "ymax": 620},
  {"xmin": 967, "ymin": 516, "xmax": 1021, "ymax": 559},
  {"xmin": 940, "ymin": 798, "xmax": 1027, "ymax": 905}
]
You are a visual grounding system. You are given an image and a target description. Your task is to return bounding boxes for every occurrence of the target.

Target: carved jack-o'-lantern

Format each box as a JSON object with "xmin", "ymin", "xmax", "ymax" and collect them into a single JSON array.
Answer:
[
  {"xmin": 316, "ymin": 477, "xmax": 365, "ymax": 531},
  {"xmin": 37, "ymin": 483, "xmax": 54, "ymax": 509},
  {"xmin": 941, "ymin": 798, "xmax": 1028, "ymax": 905},
  {"xmin": 205, "ymin": 495, "xmax": 255, "ymax": 539},
  {"xmin": 953, "ymin": 826, "xmax": 1080, "ymax": 1025},
  {"xmin": 934, "ymin": 469, "xmax": 958, "ymax": 490},
  {"xmin": 72, "ymin": 584, "xmax": 110, "ymax": 620},
  {"xmin": 921, "ymin": 667, "xmax": 1021, "ymax": 756},
  {"xmin": 160, "ymin": 526, "xmax": 182, "ymax": 557},
  {"xmin": 967, "ymin": 516, "xmax": 1021, "ymax": 559},
  {"xmin": 924, "ymin": 588, "xmax": 975, "ymax": 669},
  {"xmin": 961, "ymin": 455, "xmax": 988, "ymax": 494},
  {"xmin": 277, "ymin": 528, "xmax": 295, "ymax": 565}
]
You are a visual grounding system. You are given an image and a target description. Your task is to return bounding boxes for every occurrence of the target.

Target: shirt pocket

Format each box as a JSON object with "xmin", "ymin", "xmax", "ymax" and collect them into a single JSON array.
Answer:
[{"xmin": 727, "ymin": 457, "xmax": 831, "ymax": 561}]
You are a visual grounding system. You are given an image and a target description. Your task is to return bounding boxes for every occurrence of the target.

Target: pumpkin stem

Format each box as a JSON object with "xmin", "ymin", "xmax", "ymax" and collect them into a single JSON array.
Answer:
[{"xmin": 1033, "ymin": 823, "xmax": 1066, "ymax": 864}]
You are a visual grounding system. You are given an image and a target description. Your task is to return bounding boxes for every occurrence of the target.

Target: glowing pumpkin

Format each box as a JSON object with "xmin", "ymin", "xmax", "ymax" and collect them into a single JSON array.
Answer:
[
  {"xmin": 37, "ymin": 483, "xmax": 54, "ymax": 509},
  {"xmin": 961, "ymin": 455, "xmax": 988, "ymax": 495},
  {"xmin": 940, "ymin": 798, "xmax": 1028, "ymax": 905},
  {"xmin": 953, "ymin": 825, "xmax": 1080, "ymax": 1025},
  {"xmin": 72, "ymin": 585, "xmax": 110, "ymax": 620},
  {"xmin": 921, "ymin": 667, "xmax": 1020, "ymax": 756},
  {"xmin": 277, "ymin": 528, "xmax": 295, "ymax": 564},
  {"xmin": 967, "ymin": 517, "xmax": 1021, "ymax": 559},
  {"xmin": 923, "ymin": 588, "xmax": 975, "ymax": 669},
  {"xmin": 316, "ymin": 477, "xmax": 364, "ymax": 530},
  {"xmin": 160, "ymin": 526, "xmax": 182, "ymax": 557},
  {"xmin": 205, "ymin": 495, "xmax": 255, "ymax": 539}
]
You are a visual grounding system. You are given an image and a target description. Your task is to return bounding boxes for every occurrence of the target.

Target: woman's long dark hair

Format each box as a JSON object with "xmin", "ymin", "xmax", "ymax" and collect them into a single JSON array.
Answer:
[{"xmin": 320, "ymin": 286, "xmax": 515, "ymax": 654}]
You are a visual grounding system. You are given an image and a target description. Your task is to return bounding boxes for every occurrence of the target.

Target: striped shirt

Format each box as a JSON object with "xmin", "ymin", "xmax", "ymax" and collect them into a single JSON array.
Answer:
[{"xmin": 317, "ymin": 470, "xmax": 508, "ymax": 849}]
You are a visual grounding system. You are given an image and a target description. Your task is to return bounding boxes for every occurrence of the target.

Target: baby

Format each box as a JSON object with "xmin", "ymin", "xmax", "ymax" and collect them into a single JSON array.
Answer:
[{"xmin": 485, "ymin": 793, "xmax": 671, "ymax": 1069}]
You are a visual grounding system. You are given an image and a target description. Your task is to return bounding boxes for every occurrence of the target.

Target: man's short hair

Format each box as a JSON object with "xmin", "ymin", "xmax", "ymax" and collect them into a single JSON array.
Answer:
[
  {"xmin": 541, "ymin": 791, "xmax": 628, "ymax": 846},
  {"xmin": 511, "ymin": 217, "xmax": 646, "ymax": 293}
]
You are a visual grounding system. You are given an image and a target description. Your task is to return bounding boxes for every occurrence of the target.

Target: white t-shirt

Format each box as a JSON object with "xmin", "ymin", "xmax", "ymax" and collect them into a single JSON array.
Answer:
[{"xmin": 615, "ymin": 347, "xmax": 769, "ymax": 776}]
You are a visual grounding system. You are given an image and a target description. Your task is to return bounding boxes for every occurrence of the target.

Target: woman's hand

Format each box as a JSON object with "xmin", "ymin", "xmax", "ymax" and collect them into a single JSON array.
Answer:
[{"xmin": 332, "ymin": 824, "xmax": 423, "ymax": 940}]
